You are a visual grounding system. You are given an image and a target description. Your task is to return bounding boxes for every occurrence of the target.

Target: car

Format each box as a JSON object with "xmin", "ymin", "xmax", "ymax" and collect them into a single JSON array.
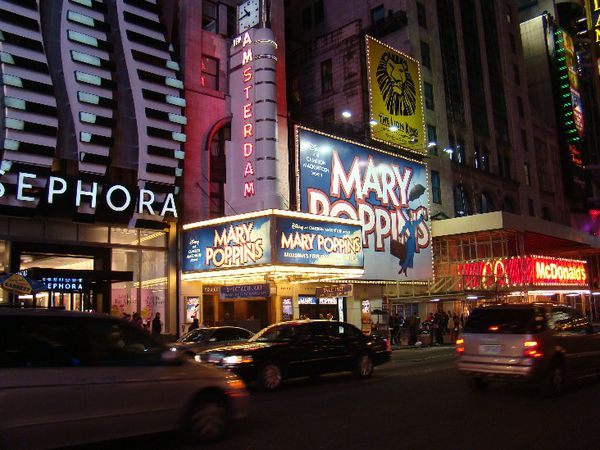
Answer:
[
  {"xmin": 0, "ymin": 308, "xmax": 249, "ymax": 449},
  {"xmin": 456, "ymin": 303, "xmax": 600, "ymax": 395},
  {"xmin": 170, "ymin": 326, "xmax": 254, "ymax": 358},
  {"xmin": 198, "ymin": 320, "xmax": 391, "ymax": 391}
]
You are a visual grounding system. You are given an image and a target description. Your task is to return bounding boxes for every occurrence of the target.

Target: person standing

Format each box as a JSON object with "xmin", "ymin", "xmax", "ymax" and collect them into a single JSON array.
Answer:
[
  {"xmin": 448, "ymin": 314, "xmax": 456, "ymax": 343},
  {"xmin": 188, "ymin": 318, "xmax": 199, "ymax": 332},
  {"xmin": 408, "ymin": 313, "xmax": 419, "ymax": 346},
  {"xmin": 151, "ymin": 312, "xmax": 162, "ymax": 336}
]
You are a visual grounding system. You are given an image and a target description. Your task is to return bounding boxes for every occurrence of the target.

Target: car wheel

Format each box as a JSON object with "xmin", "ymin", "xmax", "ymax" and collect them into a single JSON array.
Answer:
[
  {"xmin": 466, "ymin": 377, "xmax": 489, "ymax": 392},
  {"xmin": 353, "ymin": 354, "xmax": 374, "ymax": 379},
  {"xmin": 186, "ymin": 394, "xmax": 228, "ymax": 443},
  {"xmin": 540, "ymin": 361, "xmax": 565, "ymax": 397},
  {"xmin": 258, "ymin": 363, "xmax": 283, "ymax": 391}
]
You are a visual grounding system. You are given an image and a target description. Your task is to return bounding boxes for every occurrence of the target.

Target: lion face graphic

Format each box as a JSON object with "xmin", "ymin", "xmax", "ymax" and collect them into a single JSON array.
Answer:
[{"xmin": 376, "ymin": 52, "xmax": 417, "ymax": 116}]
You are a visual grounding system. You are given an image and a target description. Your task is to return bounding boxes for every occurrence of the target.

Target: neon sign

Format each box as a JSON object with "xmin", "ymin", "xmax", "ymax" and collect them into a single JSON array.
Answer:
[
  {"xmin": 239, "ymin": 32, "xmax": 256, "ymax": 198},
  {"xmin": 458, "ymin": 255, "xmax": 587, "ymax": 289}
]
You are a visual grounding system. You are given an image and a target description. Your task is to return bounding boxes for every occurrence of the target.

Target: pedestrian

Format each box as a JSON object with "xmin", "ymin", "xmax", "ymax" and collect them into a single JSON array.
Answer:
[
  {"xmin": 151, "ymin": 312, "xmax": 162, "ymax": 336},
  {"xmin": 448, "ymin": 314, "xmax": 456, "ymax": 343},
  {"xmin": 433, "ymin": 311, "xmax": 443, "ymax": 345},
  {"xmin": 188, "ymin": 317, "xmax": 199, "ymax": 332},
  {"xmin": 452, "ymin": 313, "xmax": 460, "ymax": 341},
  {"xmin": 408, "ymin": 313, "xmax": 419, "ymax": 346},
  {"xmin": 131, "ymin": 312, "xmax": 143, "ymax": 329}
]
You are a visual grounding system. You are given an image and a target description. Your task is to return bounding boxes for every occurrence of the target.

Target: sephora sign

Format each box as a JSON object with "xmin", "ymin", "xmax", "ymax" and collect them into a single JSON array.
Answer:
[{"xmin": 0, "ymin": 172, "xmax": 177, "ymax": 218}]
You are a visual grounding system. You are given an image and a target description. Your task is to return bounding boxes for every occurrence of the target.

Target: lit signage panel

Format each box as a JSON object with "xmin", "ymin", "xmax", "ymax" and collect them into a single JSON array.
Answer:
[
  {"xmin": 296, "ymin": 127, "xmax": 432, "ymax": 281},
  {"xmin": 366, "ymin": 35, "xmax": 425, "ymax": 155},
  {"xmin": 458, "ymin": 255, "xmax": 587, "ymax": 289},
  {"xmin": 220, "ymin": 283, "xmax": 269, "ymax": 299},
  {"xmin": 182, "ymin": 216, "xmax": 271, "ymax": 272},
  {"xmin": 227, "ymin": 28, "xmax": 281, "ymax": 214},
  {"xmin": 275, "ymin": 216, "xmax": 363, "ymax": 267}
]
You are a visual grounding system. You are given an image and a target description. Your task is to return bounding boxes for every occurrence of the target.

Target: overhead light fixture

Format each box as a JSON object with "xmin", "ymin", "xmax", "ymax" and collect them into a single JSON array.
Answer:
[
  {"xmin": 466, "ymin": 295, "xmax": 478, "ymax": 300},
  {"xmin": 430, "ymin": 298, "xmax": 440, "ymax": 302},
  {"xmin": 427, "ymin": 141, "xmax": 437, "ymax": 147},
  {"xmin": 369, "ymin": 119, "xmax": 378, "ymax": 126},
  {"xmin": 341, "ymin": 110, "xmax": 352, "ymax": 119},
  {"xmin": 389, "ymin": 125, "xmax": 399, "ymax": 132}
]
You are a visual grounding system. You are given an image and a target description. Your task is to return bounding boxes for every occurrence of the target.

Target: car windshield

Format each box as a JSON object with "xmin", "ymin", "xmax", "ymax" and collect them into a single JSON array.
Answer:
[
  {"xmin": 248, "ymin": 324, "xmax": 299, "ymax": 343},
  {"xmin": 464, "ymin": 307, "xmax": 546, "ymax": 334},
  {"xmin": 178, "ymin": 329, "xmax": 211, "ymax": 343}
]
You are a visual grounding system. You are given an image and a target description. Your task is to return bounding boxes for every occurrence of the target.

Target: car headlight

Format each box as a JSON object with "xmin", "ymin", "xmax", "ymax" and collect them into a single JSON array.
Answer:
[{"xmin": 222, "ymin": 355, "xmax": 253, "ymax": 365}]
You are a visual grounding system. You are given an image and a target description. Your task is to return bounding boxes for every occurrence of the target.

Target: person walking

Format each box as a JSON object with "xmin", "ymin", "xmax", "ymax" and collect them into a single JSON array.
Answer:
[
  {"xmin": 448, "ymin": 313, "xmax": 456, "ymax": 343},
  {"xmin": 151, "ymin": 312, "xmax": 162, "ymax": 336},
  {"xmin": 408, "ymin": 313, "xmax": 419, "ymax": 346}
]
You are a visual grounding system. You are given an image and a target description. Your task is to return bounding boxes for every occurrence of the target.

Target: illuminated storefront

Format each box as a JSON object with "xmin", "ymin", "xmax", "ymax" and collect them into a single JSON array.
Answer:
[{"xmin": 180, "ymin": 210, "xmax": 364, "ymax": 331}]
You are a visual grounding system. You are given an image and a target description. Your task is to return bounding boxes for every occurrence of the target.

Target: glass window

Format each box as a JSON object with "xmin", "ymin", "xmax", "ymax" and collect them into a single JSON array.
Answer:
[
  {"xmin": 249, "ymin": 324, "xmax": 300, "ymax": 342},
  {"xmin": 314, "ymin": 0, "xmax": 324, "ymax": 24},
  {"xmin": 424, "ymin": 82, "xmax": 434, "ymax": 110},
  {"xmin": 431, "ymin": 171, "xmax": 441, "ymax": 204},
  {"xmin": 417, "ymin": 2, "xmax": 427, "ymax": 28},
  {"xmin": 302, "ymin": 7, "xmax": 312, "ymax": 30},
  {"xmin": 517, "ymin": 96, "xmax": 524, "ymax": 117},
  {"xmin": 202, "ymin": 0, "xmax": 218, "ymax": 33},
  {"xmin": 524, "ymin": 163, "xmax": 531, "ymax": 186},
  {"xmin": 528, "ymin": 198, "xmax": 535, "ymax": 216},
  {"xmin": 322, "ymin": 108, "xmax": 334, "ymax": 125},
  {"xmin": 111, "ymin": 248, "xmax": 139, "ymax": 317},
  {"xmin": 138, "ymin": 229, "xmax": 166, "ymax": 247},
  {"xmin": 510, "ymin": 33, "xmax": 517, "ymax": 53},
  {"xmin": 141, "ymin": 249, "xmax": 167, "ymax": 325},
  {"xmin": 464, "ymin": 307, "xmax": 546, "ymax": 334},
  {"xmin": 427, "ymin": 124, "xmax": 437, "ymax": 154},
  {"xmin": 321, "ymin": 59, "xmax": 333, "ymax": 94},
  {"xmin": 421, "ymin": 41, "xmax": 430, "ymax": 68},
  {"xmin": 513, "ymin": 64, "xmax": 520, "ymax": 85},
  {"xmin": 201, "ymin": 55, "xmax": 219, "ymax": 90},
  {"xmin": 211, "ymin": 328, "xmax": 239, "ymax": 341},
  {"xmin": 89, "ymin": 319, "xmax": 163, "ymax": 365},
  {"xmin": 0, "ymin": 316, "xmax": 89, "ymax": 367},
  {"xmin": 111, "ymin": 227, "xmax": 139, "ymax": 245},
  {"xmin": 521, "ymin": 129, "xmax": 528, "ymax": 152},
  {"xmin": 371, "ymin": 4, "xmax": 384, "ymax": 26}
]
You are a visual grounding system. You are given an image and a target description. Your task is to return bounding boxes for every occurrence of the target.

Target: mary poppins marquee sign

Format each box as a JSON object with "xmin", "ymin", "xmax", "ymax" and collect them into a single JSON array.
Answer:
[
  {"xmin": 295, "ymin": 127, "xmax": 432, "ymax": 281},
  {"xmin": 182, "ymin": 211, "xmax": 363, "ymax": 273},
  {"xmin": 459, "ymin": 255, "xmax": 587, "ymax": 289}
]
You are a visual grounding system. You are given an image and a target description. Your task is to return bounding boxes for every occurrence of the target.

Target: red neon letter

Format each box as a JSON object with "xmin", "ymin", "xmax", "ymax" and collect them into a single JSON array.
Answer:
[
  {"xmin": 243, "ymin": 85, "xmax": 252, "ymax": 100},
  {"xmin": 243, "ymin": 143, "xmax": 254, "ymax": 157},
  {"xmin": 243, "ymin": 181, "xmax": 255, "ymax": 197},
  {"xmin": 243, "ymin": 103, "xmax": 253, "ymax": 119},
  {"xmin": 244, "ymin": 161, "xmax": 255, "ymax": 177},
  {"xmin": 243, "ymin": 67, "xmax": 253, "ymax": 83},
  {"xmin": 243, "ymin": 123, "xmax": 253, "ymax": 138}
]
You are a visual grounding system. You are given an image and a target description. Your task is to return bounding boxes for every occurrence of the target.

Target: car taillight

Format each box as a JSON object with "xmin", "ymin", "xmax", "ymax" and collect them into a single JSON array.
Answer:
[
  {"xmin": 523, "ymin": 340, "xmax": 543, "ymax": 358},
  {"xmin": 455, "ymin": 338, "xmax": 464, "ymax": 354},
  {"xmin": 383, "ymin": 338, "xmax": 391, "ymax": 352}
]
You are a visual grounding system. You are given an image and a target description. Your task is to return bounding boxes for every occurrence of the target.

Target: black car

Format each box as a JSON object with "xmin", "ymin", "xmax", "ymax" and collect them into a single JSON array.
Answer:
[
  {"xmin": 170, "ymin": 326, "xmax": 254, "ymax": 358},
  {"xmin": 199, "ymin": 320, "xmax": 391, "ymax": 390}
]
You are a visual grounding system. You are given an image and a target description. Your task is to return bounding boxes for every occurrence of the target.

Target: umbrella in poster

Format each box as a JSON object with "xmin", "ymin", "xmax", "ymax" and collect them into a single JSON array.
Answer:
[{"xmin": 0, "ymin": 273, "xmax": 47, "ymax": 295}]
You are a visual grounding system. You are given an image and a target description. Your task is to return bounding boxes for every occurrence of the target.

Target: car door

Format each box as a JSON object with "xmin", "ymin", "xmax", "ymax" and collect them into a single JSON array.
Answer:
[
  {"xmin": 86, "ymin": 318, "xmax": 192, "ymax": 436},
  {"xmin": 0, "ymin": 315, "xmax": 98, "ymax": 449},
  {"xmin": 329, "ymin": 323, "xmax": 366, "ymax": 371},
  {"xmin": 549, "ymin": 307, "xmax": 590, "ymax": 376}
]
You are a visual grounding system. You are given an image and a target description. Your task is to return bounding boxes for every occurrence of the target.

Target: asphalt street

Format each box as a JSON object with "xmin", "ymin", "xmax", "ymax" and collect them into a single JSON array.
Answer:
[{"xmin": 73, "ymin": 347, "xmax": 600, "ymax": 450}]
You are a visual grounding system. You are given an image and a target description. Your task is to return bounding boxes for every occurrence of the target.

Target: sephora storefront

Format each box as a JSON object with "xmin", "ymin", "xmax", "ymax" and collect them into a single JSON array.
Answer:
[{"xmin": 0, "ymin": 174, "xmax": 177, "ymax": 333}]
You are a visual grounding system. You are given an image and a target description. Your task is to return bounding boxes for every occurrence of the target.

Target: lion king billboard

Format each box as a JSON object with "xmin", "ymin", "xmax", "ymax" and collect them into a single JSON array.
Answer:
[
  {"xmin": 296, "ymin": 127, "xmax": 433, "ymax": 281},
  {"xmin": 366, "ymin": 35, "xmax": 425, "ymax": 155}
]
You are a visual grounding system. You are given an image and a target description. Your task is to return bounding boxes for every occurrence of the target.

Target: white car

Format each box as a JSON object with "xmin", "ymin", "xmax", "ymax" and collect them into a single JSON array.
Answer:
[{"xmin": 0, "ymin": 309, "xmax": 249, "ymax": 449}]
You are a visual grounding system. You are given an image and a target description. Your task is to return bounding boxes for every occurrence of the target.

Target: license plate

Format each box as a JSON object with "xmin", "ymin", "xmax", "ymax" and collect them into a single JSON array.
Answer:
[{"xmin": 479, "ymin": 344, "xmax": 502, "ymax": 355}]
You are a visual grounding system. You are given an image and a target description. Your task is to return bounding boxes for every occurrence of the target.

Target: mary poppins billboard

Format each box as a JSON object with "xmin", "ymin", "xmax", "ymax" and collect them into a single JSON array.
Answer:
[{"xmin": 295, "ymin": 127, "xmax": 432, "ymax": 281}]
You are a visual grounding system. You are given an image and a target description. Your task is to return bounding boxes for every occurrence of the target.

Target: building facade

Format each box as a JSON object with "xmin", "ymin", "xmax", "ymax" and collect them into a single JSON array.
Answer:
[{"xmin": 0, "ymin": 0, "xmax": 183, "ymax": 333}]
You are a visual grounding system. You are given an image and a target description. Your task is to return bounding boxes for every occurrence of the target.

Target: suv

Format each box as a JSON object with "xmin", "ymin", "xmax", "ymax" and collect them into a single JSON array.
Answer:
[
  {"xmin": 456, "ymin": 303, "xmax": 600, "ymax": 395},
  {"xmin": 0, "ymin": 308, "xmax": 249, "ymax": 449}
]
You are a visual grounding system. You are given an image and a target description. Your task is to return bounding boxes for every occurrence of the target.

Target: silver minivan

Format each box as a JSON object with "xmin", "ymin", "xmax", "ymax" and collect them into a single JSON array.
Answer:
[
  {"xmin": 456, "ymin": 303, "xmax": 600, "ymax": 395},
  {"xmin": 0, "ymin": 308, "xmax": 249, "ymax": 449}
]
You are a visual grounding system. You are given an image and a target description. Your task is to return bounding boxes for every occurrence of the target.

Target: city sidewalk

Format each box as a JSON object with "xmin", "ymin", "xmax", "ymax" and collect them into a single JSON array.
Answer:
[{"xmin": 391, "ymin": 343, "xmax": 456, "ymax": 352}]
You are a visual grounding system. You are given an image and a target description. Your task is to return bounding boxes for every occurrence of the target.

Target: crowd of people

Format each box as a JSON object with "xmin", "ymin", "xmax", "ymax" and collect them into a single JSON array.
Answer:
[
  {"xmin": 122, "ymin": 311, "xmax": 163, "ymax": 336},
  {"xmin": 389, "ymin": 310, "xmax": 464, "ymax": 346}
]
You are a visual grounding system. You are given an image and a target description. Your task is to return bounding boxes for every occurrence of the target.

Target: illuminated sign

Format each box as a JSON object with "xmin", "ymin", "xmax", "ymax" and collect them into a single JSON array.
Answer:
[
  {"xmin": 220, "ymin": 283, "xmax": 269, "ymax": 299},
  {"xmin": 182, "ymin": 216, "xmax": 271, "ymax": 272},
  {"xmin": 318, "ymin": 297, "xmax": 338, "ymax": 305},
  {"xmin": 298, "ymin": 295, "xmax": 317, "ymax": 305},
  {"xmin": 276, "ymin": 216, "xmax": 363, "ymax": 267},
  {"xmin": 0, "ymin": 172, "xmax": 177, "ymax": 218},
  {"xmin": 42, "ymin": 277, "xmax": 85, "ymax": 293},
  {"xmin": 182, "ymin": 210, "xmax": 363, "ymax": 273},
  {"xmin": 228, "ymin": 28, "xmax": 280, "ymax": 214},
  {"xmin": 366, "ymin": 35, "xmax": 425, "ymax": 155},
  {"xmin": 315, "ymin": 284, "xmax": 353, "ymax": 297},
  {"xmin": 554, "ymin": 30, "xmax": 584, "ymax": 141},
  {"xmin": 458, "ymin": 255, "xmax": 587, "ymax": 289},
  {"xmin": 296, "ymin": 127, "xmax": 432, "ymax": 281}
]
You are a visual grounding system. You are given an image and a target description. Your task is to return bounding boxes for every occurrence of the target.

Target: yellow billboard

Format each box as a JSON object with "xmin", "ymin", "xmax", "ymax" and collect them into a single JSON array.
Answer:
[{"xmin": 366, "ymin": 35, "xmax": 425, "ymax": 154}]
